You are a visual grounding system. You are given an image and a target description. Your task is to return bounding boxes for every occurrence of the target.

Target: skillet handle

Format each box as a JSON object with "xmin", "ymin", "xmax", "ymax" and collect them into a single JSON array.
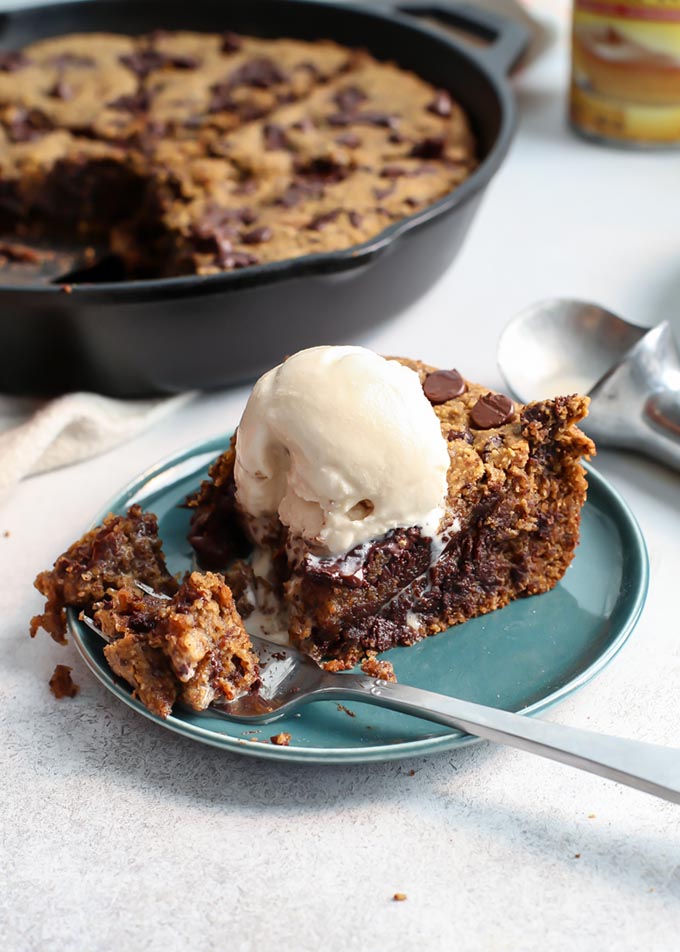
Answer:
[{"xmin": 393, "ymin": 1, "xmax": 530, "ymax": 75}]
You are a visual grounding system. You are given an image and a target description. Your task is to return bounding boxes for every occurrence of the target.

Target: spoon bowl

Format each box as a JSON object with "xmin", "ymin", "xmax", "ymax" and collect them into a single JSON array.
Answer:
[
  {"xmin": 497, "ymin": 298, "xmax": 647, "ymax": 403},
  {"xmin": 498, "ymin": 298, "xmax": 680, "ymax": 471}
]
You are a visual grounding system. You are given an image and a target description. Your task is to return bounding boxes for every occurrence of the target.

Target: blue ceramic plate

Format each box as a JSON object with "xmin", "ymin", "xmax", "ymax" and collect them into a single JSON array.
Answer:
[{"xmin": 69, "ymin": 437, "xmax": 649, "ymax": 764}]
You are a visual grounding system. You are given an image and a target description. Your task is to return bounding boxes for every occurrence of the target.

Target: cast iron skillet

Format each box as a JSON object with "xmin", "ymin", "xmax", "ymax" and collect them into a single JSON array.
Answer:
[{"xmin": 0, "ymin": 0, "xmax": 528, "ymax": 396}]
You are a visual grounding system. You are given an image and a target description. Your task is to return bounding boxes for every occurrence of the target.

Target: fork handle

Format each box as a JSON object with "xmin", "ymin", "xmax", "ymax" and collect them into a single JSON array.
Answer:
[{"xmin": 321, "ymin": 676, "xmax": 680, "ymax": 804}]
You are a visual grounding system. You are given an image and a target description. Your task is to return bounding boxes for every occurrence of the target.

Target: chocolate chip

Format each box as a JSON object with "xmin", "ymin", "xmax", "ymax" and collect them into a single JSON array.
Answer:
[
  {"xmin": 132, "ymin": 119, "xmax": 169, "ymax": 153},
  {"xmin": 241, "ymin": 226, "xmax": 272, "ymax": 244},
  {"xmin": 208, "ymin": 81, "xmax": 236, "ymax": 113},
  {"xmin": 358, "ymin": 111, "xmax": 399, "ymax": 129},
  {"xmin": 296, "ymin": 60, "xmax": 321, "ymax": 77},
  {"xmin": 190, "ymin": 221, "xmax": 233, "ymax": 250},
  {"xmin": 277, "ymin": 90, "xmax": 298, "ymax": 107},
  {"xmin": 327, "ymin": 111, "xmax": 352, "ymax": 127},
  {"xmin": 427, "ymin": 90, "xmax": 452, "ymax": 117},
  {"xmin": 482, "ymin": 434, "xmax": 504, "ymax": 460},
  {"xmin": 145, "ymin": 118, "xmax": 168, "ymax": 138},
  {"xmin": 49, "ymin": 79, "xmax": 74, "ymax": 101},
  {"xmin": 336, "ymin": 132, "xmax": 361, "ymax": 148},
  {"xmin": 167, "ymin": 54, "xmax": 199, "ymax": 70},
  {"xmin": 373, "ymin": 183, "xmax": 395, "ymax": 201},
  {"xmin": 190, "ymin": 203, "xmax": 259, "ymax": 262},
  {"xmin": 263, "ymin": 123, "xmax": 289, "ymax": 150},
  {"xmin": 423, "ymin": 369, "xmax": 466, "ymax": 405},
  {"xmin": 220, "ymin": 32, "xmax": 242, "ymax": 54},
  {"xmin": 229, "ymin": 57, "xmax": 287, "ymax": 89},
  {"xmin": 410, "ymin": 136, "xmax": 446, "ymax": 159},
  {"xmin": 6, "ymin": 108, "xmax": 52, "ymax": 143},
  {"xmin": 304, "ymin": 550, "xmax": 367, "ymax": 588},
  {"xmin": 199, "ymin": 203, "xmax": 257, "ymax": 230},
  {"xmin": 0, "ymin": 51, "xmax": 28, "ymax": 72},
  {"xmin": 276, "ymin": 181, "xmax": 324, "ymax": 208},
  {"xmin": 307, "ymin": 208, "xmax": 341, "ymax": 230},
  {"xmin": 348, "ymin": 211, "xmax": 363, "ymax": 228},
  {"xmin": 238, "ymin": 101, "xmax": 269, "ymax": 122},
  {"xmin": 119, "ymin": 49, "xmax": 167, "ymax": 77},
  {"xmin": 108, "ymin": 90, "xmax": 150, "ymax": 113},
  {"xmin": 470, "ymin": 392, "xmax": 515, "ymax": 429},
  {"xmin": 333, "ymin": 85, "xmax": 366, "ymax": 112},
  {"xmin": 291, "ymin": 117, "xmax": 314, "ymax": 133},
  {"xmin": 295, "ymin": 156, "xmax": 348, "ymax": 185},
  {"xmin": 219, "ymin": 250, "xmax": 258, "ymax": 269},
  {"xmin": 447, "ymin": 429, "xmax": 474, "ymax": 444},
  {"xmin": 381, "ymin": 165, "xmax": 406, "ymax": 178},
  {"xmin": 388, "ymin": 131, "xmax": 406, "ymax": 144},
  {"xmin": 120, "ymin": 49, "xmax": 198, "ymax": 76}
]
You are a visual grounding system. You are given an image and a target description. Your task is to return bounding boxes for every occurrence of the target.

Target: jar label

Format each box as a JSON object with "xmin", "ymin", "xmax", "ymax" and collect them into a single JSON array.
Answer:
[{"xmin": 571, "ymin": 0, "xmax": 680, "ymax": 143}]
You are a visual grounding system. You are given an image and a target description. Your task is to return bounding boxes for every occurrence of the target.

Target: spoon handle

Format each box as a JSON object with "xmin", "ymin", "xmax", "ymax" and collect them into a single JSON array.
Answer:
[{"xmin": 323, "ymin": 676, "xmax": 680, "ymax": 803}]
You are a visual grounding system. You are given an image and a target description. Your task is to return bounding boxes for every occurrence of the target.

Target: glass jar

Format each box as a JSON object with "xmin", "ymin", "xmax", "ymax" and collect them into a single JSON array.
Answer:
[{"xmin": 570, "ymin": 0, "xmax": 680, "ymax": 146}]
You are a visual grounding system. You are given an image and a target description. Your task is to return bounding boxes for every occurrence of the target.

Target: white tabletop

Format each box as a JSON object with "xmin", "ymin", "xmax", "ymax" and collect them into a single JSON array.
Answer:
[{"xmin": 2, "ymin": 3, "xmax": 680, "ymax": 950}]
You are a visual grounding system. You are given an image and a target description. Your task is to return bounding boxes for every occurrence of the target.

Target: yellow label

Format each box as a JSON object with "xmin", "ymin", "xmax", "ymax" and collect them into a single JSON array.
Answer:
[
  {"xmin": 570, "ymin": 83, "xmax": 680, "ymax": 141},
  {"xmin": 571, "ymin": 0, "xmax": 680, "ymax": 140}
]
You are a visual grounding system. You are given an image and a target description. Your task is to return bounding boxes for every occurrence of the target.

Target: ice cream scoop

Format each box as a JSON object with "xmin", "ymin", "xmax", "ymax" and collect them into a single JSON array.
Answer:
[
  {"xmin": 498, "ymin": 299, "xmax": 680, "ymax": 472},
  {"xmin": 234, "ymin": 346, "xmax": 450, "ymax": 555}
]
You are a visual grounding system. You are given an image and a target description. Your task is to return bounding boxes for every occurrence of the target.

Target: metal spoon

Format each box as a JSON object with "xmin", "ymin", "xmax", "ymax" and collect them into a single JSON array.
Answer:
[
  {"xmin": 498, "ymin": 299, "xmax": 680, "ymax": 471},
  {"xmin": 80, "ymin": 610, "xmax": 680, "ymax": 804}
]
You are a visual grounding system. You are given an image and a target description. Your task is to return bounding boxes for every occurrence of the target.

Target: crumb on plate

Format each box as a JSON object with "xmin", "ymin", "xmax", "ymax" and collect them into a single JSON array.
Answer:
[{"xmin": 270, "ymin": 732, "xmax": 292, "ymax": 746}]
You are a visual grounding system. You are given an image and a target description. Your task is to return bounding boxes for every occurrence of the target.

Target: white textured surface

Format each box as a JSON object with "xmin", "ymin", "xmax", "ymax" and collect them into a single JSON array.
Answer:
[{"xmin": 2, "ymin": 3, "xmax": 680, "ymax": 950}]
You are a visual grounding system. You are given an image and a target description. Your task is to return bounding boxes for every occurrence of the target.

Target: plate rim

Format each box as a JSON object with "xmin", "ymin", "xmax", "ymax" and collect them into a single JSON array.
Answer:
[{"xmin": 69, "ymin": 436, "xmax": 650, "ymax": 764}]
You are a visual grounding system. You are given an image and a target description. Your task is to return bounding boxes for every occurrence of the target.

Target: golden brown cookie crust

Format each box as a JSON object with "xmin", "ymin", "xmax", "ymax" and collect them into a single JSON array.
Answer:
[{"xmin": 0, "ymin": 31, "xmax": 476, "ymax": 277}]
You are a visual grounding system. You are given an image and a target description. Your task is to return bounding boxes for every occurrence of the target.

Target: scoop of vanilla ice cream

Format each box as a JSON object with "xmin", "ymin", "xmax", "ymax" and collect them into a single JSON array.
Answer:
[{"xmin": 234, "ymin": 346, "xmax": 450, "ymax": 556}]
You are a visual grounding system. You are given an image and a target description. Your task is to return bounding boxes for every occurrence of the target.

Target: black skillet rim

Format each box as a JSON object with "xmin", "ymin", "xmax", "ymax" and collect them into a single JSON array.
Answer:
[{"xmin": 0, "ymin": 0, "xmax": 518, "ymax": 297}]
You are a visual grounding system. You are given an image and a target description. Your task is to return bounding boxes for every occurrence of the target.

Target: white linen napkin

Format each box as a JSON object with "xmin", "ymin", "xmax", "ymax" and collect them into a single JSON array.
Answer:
[{"xmin": 0, "ymin": 391, "xmax": 192, "ymax": 502}]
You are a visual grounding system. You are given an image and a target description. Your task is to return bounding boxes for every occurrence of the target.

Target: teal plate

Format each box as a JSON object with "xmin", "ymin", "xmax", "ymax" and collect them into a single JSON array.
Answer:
[{"xmin": 69, "ymin": 437, "xmax": 649, "ymax": 764}]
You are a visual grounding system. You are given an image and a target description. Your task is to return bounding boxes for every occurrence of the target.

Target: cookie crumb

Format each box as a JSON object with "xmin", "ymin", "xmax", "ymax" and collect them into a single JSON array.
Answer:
[
  {"xmin": 270, "ymin": 732, "xmax": 292, "ymax": 746},
  {"xmin": 49, "ymin": 664, "xmax": 79, "ymax": 699},
  {"xmin": 574, "ymin": 853, "xmax": 581, "ymax": 859},
  {"xmin": 393, "ymin": 893, "xmax": 407, "ymax": 902},
  {"xmin": 408, "ymin": 769, "xmax": 415, "ymax": 776},
  {"xmin": 2, "ymin": 530, "xmax": 9, "ymax": 538},
  {"xmin": 361, "ymin": 656, "xmax": 397, "ymax": 681},
  {"xmin": 322, "ymin": 658, "xmax": 353, "ymax": 673},
  {"xmin": 337, "ymin": 704, "xmax": 356, "ymax": 718},
  {"xmin": 587, "ymin": 813, "xmax": 596, "ymax": 819}
]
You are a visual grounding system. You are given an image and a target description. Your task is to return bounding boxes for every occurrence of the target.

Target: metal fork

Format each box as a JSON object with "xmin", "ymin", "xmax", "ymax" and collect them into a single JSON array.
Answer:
[{"xmin": 81, "ymin": 595, "xmax": 680, "ymax": 804}]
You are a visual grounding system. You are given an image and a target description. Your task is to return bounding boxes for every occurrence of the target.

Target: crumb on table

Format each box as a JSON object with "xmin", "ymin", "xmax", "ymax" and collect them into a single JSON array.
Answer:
[
  {"xmin": 49, "ymin": 664, "xmax": 79, "ymax": 699},
  {"xmin": 392, "ymin": 893, "xmax": 407, "ymax": 902}
]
